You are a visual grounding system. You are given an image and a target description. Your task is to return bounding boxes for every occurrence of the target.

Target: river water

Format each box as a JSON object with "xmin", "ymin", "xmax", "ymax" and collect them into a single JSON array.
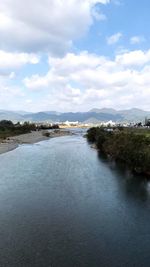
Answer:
[{"xmin": 0, "ymin": 132, "xmax": 150, "ymax": 267}]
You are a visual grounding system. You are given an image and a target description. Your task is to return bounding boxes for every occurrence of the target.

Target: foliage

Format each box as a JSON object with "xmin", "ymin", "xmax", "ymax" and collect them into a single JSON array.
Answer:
[
  {"xmin": 0, "ymin": 120, "xmax": 60, "ymax": 140},
  {"xmin": 38, "ymin": 124, "xmax": 59, "ymax": 130},
  {"xmin": 0, "ymin": 120, "xmax": 36, "ymax": 139},
  {"xmin": 87, "ymin": 127, "xmax": 150, "ymax": 175},
  {"xmin": 145, "ymin": 120, "xmax": 150, "ymax": 127},
  {"xmin": 42, "ymin": 132, "xmax": 50, "ymax": 137}
]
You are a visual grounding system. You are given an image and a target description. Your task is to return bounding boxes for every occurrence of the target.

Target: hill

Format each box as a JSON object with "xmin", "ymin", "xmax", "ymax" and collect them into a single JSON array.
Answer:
[{"xmin": 0, "ymin": 108, "xmax": 149, "ymax": 123}]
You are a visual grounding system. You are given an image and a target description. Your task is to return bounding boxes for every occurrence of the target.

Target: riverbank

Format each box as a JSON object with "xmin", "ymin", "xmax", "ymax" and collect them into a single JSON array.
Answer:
[
  {"xmin": 0, "ymin": 130, "xmax": 72, "ymax": 155},
  {"xmin": 87, "ymin": 127, "xmax": 150, "ymax": 177}
]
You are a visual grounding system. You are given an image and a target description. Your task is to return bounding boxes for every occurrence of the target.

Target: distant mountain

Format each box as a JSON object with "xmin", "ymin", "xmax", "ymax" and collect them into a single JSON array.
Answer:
[
  {"xmin": 43, "ymin": 111, "xmax": 62, "ymax": 115},
  {"xmin": 0, "ymin": 108, "xmax": 149, "ymax": 123},
  {"xmin": 0, "ymin": 111, "xmax": 23, "ymax": 122},
  {"xmin": 22, "ymin": 111, "xmax": 122, "ymax": 123},
  {"xmin": 23, "ymin": 112, "xmax": 54, "ymax": 122},
  {"xmin": 119, "ymin": 108, "xmax": 150, "ymax": 122},
  {"xmin": 88, "ymin": 108, "xmax": 150, "ymax": 123},
  {"xmin": 89, "ymin": 108, "xmax": 117, "ymax": 114}
]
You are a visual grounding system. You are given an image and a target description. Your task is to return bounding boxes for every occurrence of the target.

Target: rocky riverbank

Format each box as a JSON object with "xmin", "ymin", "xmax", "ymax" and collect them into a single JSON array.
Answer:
[{"xmin": 0, "ymin": 130, "xmax": 72, "ymax": 155}]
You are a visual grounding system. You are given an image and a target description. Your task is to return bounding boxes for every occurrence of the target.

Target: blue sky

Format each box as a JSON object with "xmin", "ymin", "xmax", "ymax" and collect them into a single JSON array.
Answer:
[
  {"xmin": 0, "ymin": 0, "xmax": 150, "ymax": 112},
  {"xmin": 77, "ymin": 0, "xmax": 150, "ymax": 54}
]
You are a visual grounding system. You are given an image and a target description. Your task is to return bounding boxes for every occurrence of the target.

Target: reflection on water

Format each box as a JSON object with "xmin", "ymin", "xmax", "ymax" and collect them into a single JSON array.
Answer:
[
  {"xmin": 98, "ymin": 150, "xmax": 150, "ymax": 202},
  {"xmin": 0, "ymin": 134, "xmax": 149, "ymax": 267},
  {"xmin": 124, "ymin": 177, "xmax": 149, "ymax": 202}
]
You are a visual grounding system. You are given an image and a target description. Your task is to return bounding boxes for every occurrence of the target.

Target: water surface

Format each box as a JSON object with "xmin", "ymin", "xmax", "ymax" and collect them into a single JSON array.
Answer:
[{"xmin": 0, "ymin": 133, "xmax": 150, "ymax": 267}]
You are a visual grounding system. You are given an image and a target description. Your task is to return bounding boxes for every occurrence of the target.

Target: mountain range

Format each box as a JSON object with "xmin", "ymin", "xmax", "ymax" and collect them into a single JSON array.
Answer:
[{"xmin": 0, "ymin": 108, "xmax": 149, "ymax": 123}]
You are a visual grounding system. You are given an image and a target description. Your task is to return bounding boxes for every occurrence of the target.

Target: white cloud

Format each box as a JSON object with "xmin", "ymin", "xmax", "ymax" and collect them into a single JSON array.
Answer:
[
  {"xmin": 130, "ymin": 36, "xmax": 145, "ymax": 45},
  {"xmin": 0, "ymin": 73, "xmax": 25, "ymax": 110},
  {"xmin": 92, "ymin": 5, "xmax": 107, "ymax": 21},
  {"xmin": 92, "ymin": 10, "xmax": 107, "ymax": 21},
  {"xmin": 107, "ymin": 32, "xmax": 123, "ymax": 45},
  {"xmin": 0, "ymin": 1, "xmax": 149, "ymax": 112},
  {"xmin": 116, "ymin": 50, "xmax": 150, "ymax": 66},
  {"xmin": 0, "ymin": 50, "xmax": 39, "ymax": 70},
  {"xmin": 22, "ymin": 49, "xmax": 150, "ymax": 111},
  {"xmin": 0, "ymin": 0, "xmax": 109, "ymax": 55}
]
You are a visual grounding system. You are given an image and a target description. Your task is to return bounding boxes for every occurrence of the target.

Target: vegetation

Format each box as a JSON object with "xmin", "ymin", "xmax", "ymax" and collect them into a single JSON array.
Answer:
[
  {"xmin": 38, "ymin": 124, "xmax": 59, "ymax": 130},
  {"xmin": 145, "ymin": 121, "xmax": 150, "ymax": 127},
  {"xmin": 0, "ymin": 120, "xmax": 59, "ymax": 139},
  {"xmin": 42, "ymin": 132, "xmax": 51, "ymax": 137},
  {"xmin": 0, "ymin": 120, "xmax": 36, "ymax": 139},
  {"xmin": 87, "ymin": 127, "xmax": 150, "ymax": 176}
]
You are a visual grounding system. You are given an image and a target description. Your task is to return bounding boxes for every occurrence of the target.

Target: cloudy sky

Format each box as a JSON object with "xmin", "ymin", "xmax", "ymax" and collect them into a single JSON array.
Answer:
[{"xmin": 0, "ymin": 0, "xmax": 150, "ymax": 112}]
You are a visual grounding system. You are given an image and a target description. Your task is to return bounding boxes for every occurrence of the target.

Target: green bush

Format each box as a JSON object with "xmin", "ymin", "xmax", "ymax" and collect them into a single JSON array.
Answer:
[{"xmin": 87, "ymin": 127, "xmax": 150, "ymax": 175}]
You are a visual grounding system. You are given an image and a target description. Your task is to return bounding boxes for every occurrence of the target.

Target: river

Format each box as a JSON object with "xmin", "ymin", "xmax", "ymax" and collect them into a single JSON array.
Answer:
[{"xmin": 0, "ymin": 131, "xmax": 150, "ymax": 267}]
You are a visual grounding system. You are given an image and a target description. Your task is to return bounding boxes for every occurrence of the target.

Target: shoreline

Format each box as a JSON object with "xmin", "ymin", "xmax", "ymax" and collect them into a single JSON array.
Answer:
[
  {"xmin": 90, "ymin": 141, "xmax": 150, "ymax": 178},
  {"xmin": 0, "ymin": 130, "xmax": 72, "ymax": 155},
  {"xmin": 87, "ymin": 127, "xmax": 150, "ymax": 178}
]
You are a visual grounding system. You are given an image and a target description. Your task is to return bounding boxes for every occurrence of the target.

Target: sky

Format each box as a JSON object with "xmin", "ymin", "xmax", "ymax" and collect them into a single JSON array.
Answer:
[{"xmin": 0, "ymin": 0, "xmax": 150, "ymax": 112}]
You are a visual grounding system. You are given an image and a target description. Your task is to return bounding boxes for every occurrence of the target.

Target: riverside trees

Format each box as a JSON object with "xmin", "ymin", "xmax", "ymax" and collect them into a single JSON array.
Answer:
[
  {"xmin": 87, "ymin": 127, "xmax": 150, "ymax": 176},
  {"xmin": 0, "ymin": 120, "xmax": 36, "ymax": 139}
]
